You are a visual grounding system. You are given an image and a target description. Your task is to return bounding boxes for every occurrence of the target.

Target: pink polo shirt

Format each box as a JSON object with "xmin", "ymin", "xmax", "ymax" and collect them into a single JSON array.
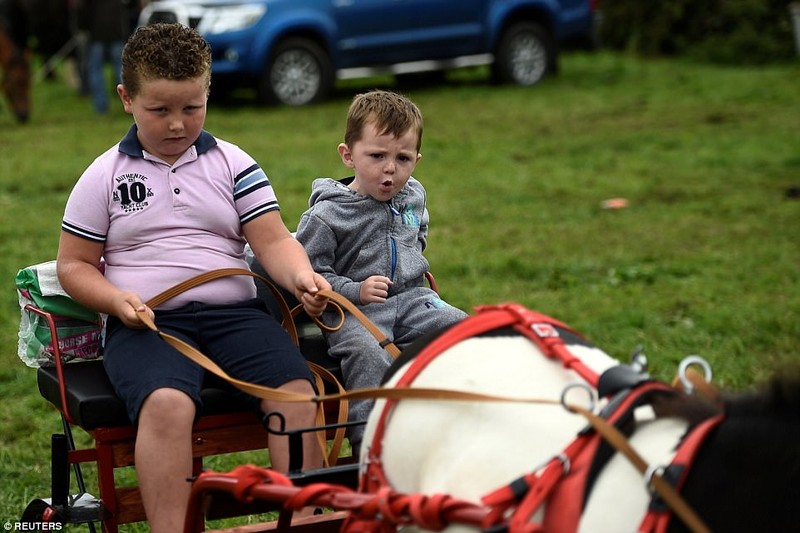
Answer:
[{"xmin": 62, "ymin": 125, "xmax": 279, "ymax": 309}]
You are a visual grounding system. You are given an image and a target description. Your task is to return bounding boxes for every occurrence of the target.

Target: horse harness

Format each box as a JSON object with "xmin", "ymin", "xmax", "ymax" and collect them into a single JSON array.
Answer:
[
  {"xmin": 359, "ymin": 303, "xmax": 723, "ymax": 533},
  {"xmin": 141, "ymin": 271, "xmax": 722, "ymax": 532}
]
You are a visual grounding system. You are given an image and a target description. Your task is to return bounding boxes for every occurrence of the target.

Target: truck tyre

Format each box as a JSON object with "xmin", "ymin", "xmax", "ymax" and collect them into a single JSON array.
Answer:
[
  {"xmin": 260, "ymin": 37, "xmax": 334, "ymax": 106},
  {"xmin": 492, "ymin": 21, "xmax": 554, "ymax": 86}
]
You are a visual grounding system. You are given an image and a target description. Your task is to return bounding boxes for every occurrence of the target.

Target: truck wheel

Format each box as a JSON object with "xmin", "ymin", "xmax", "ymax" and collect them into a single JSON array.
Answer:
[
  {"xmin": 493, "ymin": 21, "xmax": 554, "ymax": 86},
  {"xmin": 260, "ymin": 37, "xmax": 334, "ymax": 106}
]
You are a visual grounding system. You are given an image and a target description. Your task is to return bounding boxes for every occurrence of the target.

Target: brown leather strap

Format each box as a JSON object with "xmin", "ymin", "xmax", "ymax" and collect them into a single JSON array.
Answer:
[
  {"xmin": 311, "ymin": 289, "xmax": 401, "ymax": 358},
  {"xmin": 136, "ymin": 310, "xmax": 348, "ymax": 465},
  {"xmin": 140, "ymin": 268, "xmax": 405, "ymax": 461},
  {"xmin": 144, "ymin": 310, "xmax": 562, "ymax": 406},
  {"xmin": 671, "ymin": 367, "xmax": 721, "ymax": 405},
  {"xmin": 146, "ymin": 268, "xmax": 400, "ymax": 359},
  {"xmin": 136, "ymin": 311, "xmax": 312, "ymax": 402},
  {"xmin": 568, "ymin": 404, "xmax": 712, "ymax": 533},
  {"xmin": 145, "ymin": 268, "xmax": 299, "ymax": 345},
  {"xmin": 142, "ymin": 268, "xmax": 337, "ymax": 462},
  {"xmin": 307, "ymin": 361, "xmax": 349, "ymax": 464}
]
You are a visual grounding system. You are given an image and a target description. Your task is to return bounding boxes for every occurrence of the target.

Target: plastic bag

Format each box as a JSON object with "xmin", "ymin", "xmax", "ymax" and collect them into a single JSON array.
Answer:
[{"xmin": 16, "ymin": 261, "xmax": 102, "ymax": 368}]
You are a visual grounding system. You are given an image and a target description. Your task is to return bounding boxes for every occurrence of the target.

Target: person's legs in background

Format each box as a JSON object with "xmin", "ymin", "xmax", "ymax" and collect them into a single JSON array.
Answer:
[{"xmin": 86, "ymin": 40, "xmax": 109, "ymax": 114}]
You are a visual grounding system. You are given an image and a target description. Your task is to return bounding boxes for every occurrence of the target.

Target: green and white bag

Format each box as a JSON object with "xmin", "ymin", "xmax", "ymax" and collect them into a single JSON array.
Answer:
[{"xmin": 16, "ymin": 261, "xmax": 102, "ymax": 368}]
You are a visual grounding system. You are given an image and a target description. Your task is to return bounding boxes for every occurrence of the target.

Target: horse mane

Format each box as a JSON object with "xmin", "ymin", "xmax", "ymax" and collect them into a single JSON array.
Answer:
[
  {"xmin": 671, "ymin": 369, "xmax": 800, "ymax": 532},
  {"xmin": 722, "ymin": 369, "xmax": 800, "ymax": 419},
  {"xmin": 650, "ymin": 392, "xmax": 722, "ymax": 427},
  {"xmin": 651, "ymin": 368, "xmax": 800, "ymax": 429}
]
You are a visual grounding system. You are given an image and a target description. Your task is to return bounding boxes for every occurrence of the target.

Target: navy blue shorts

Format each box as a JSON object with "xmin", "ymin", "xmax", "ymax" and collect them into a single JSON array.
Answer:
[{"xmin": 103, "ymin": 298, "xmax": 313, "ymax": 423}]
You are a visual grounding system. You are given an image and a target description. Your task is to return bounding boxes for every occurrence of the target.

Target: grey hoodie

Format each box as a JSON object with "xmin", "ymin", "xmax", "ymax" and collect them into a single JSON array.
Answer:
[{"xmin": 296, "ymin": 177, "xmax": 430, "ymax": 304}]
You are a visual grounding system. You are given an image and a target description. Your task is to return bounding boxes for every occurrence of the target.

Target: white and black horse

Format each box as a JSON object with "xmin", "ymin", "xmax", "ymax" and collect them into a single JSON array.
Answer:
[{"xmin": 359, "ymin": 304, "xmax": 800, "ymax": 533}]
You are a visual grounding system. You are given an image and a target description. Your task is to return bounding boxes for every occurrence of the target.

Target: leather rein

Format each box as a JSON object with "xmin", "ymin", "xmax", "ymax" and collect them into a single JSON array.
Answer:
[{"xmin": 137, "ymin": 268, "xmax": 714, "ymax": 532}]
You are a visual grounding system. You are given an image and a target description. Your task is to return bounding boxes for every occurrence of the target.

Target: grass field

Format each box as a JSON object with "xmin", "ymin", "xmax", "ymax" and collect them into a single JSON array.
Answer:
[{"xmin": 1, "ymin": 50, "xmax": 798, "ymax": 530}]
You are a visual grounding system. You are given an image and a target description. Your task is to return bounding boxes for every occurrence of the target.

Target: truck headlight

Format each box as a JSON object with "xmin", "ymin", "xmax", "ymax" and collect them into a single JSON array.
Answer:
[{"xmin": 198, "ymin": 4, "xmax": 267, "ymax": 35}]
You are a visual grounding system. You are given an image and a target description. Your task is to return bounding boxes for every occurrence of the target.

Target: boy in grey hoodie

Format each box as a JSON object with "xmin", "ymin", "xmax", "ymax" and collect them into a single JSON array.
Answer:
[{"xmin": 296, "ymin": 90, "xmax": 468, "ymax": 450}]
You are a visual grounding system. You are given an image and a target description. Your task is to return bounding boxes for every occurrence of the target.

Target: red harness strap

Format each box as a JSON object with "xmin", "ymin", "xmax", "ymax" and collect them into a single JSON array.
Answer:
[
  {"xmin": 637, "ymin": 414, "xmax": 725, "ymax": 533},
  {"xmin": 482, "ymin": 381, "xmax": 676, "ymax": 532},
  {"xmin": 483, "ymin": 303, "xmax": 601, "ymax": 389},
  {"xmin": 361, "ymin": 303, "xmax": 602, "ymax": 497},
  {"xmin": 185, "ymin": 465, "xmax": 491, "ymax": 533},
  {"xmin": 482, "ymin": 433, "xmax": 597, "ymax": 533}
]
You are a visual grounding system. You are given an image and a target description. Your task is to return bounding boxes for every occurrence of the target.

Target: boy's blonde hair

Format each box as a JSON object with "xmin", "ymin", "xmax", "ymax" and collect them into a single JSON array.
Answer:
[
  {"xmin": 344, "ymin": 90, "xmax": 424, "ymax": 152},
  {"xmin": 121, "ymin": 23, "xmax": 212, "ymax": 98}
]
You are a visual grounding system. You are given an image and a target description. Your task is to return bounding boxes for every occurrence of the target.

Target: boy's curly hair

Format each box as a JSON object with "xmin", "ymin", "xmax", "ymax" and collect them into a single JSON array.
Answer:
[
  {"xmin": 121, "ymin": 23, "xmax": 212, "ymax": 98},
  {"xmin": 344, "ymin": 90, "xmax": 424, "ymax": 152}
]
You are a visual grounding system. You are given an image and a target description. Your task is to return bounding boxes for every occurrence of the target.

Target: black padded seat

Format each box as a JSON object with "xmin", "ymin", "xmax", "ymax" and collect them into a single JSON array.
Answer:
[
  {"xmin": 36, "ymin": 334, "xmax": 340, "ymax": 431},
  {"xmin": 37, "ymin": 360, "xmax": 254, "ymax": 430},
  {"xmin": 36, "ymin": 323, "xmax": 340, "ymax": 432},
  {"xmin": 37, "ymin": 361, "xmax": 127, "ymax": 430}
]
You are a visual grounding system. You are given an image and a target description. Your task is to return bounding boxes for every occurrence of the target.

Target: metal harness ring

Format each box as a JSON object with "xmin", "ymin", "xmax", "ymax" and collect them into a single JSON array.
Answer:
[
  {"xmin": 560, "ymin": 382, "xmax": 596, "ymax": 414},
  {"xmin": 644, "ymin": 463, "xmax": 665, "ymax": 495},
  {"xmin": 678, "ymin": 355, "xmax": 712, "ymax": 395}
]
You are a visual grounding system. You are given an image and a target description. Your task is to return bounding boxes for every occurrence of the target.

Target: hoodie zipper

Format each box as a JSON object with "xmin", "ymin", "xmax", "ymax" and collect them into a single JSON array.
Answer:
[{"xmin": 388, "ymin": 201, "xmax": 400, "ymax": 281}]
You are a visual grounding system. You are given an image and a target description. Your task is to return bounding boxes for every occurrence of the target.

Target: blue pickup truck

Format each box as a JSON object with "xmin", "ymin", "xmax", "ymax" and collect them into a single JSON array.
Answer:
[{"xmin": 139, "ymin": 0, "xmax": 597, "ymax": 106}]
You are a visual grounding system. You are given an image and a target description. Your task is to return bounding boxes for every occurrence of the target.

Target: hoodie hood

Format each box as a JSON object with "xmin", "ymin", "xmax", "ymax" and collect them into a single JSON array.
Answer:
[
  {"xmin": 308, "ymin": 176, "xmax": 420, "ymax": 208},
  {"xmin": 308, "ymin": 177, "xmax": 360, "ymax": 207}
]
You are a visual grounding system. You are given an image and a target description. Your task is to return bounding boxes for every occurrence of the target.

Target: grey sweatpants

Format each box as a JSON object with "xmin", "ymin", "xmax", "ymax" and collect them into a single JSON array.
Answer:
[{"xmin": 325, "ymin": 286, "xmax": 468, "ymax": 449}]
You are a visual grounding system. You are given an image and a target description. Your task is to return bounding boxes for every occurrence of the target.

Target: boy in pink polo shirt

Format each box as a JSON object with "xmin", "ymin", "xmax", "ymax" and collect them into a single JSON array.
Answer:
[{"xmin": 57, "ymin": 23, "xmax": 329, "ymax": 532}]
